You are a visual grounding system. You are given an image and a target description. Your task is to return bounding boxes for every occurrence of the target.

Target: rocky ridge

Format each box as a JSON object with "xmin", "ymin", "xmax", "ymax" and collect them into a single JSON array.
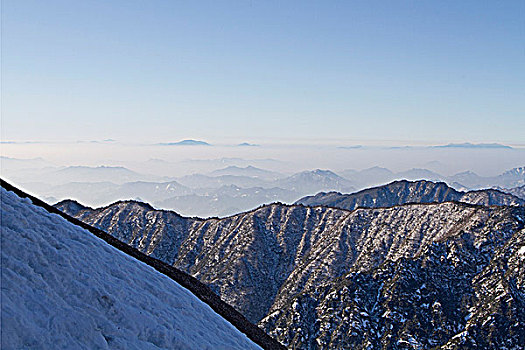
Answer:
[
  {"xmin": 296, "ymin": 180, "xmax": 525, "ymax": 210},
  {"xmin": 56, "ymin": 193, "xmax": 525, "ymax": 349}
]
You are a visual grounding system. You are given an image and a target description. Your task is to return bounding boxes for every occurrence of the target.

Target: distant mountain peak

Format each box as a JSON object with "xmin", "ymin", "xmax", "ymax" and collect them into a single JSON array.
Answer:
[
  {"xmin": 305, "ymin": 169, "xmax": 337, "ymax": 176},
  {"xmin": 207, "ymin": 165, "xmax": 282, "ymax": 180},
  {"xmin": 158, "ymin": 140, "xmax": 211, "ymax": 146},
  {"xmin": 503, "ymin": 166, "xmax": 525, "ymax": 175},
  {"xmin": 62, "ymin": 165, "xmax": 129, "ymax": 170},
  {"xmin": 454, "ymin": 170, "xmax": 477, "ymax": 176},
  {"xmin": 433, "ymin": 142, "xmax": 512, "ymax": 149},
  {"xmin": 53, "ymin": 199, "xmax": 90, "ymax": 216}
]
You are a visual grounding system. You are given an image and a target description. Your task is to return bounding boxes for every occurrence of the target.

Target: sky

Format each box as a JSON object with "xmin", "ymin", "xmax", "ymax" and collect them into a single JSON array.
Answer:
[{"xmin": 1, "ymin": 0, "xmax": 524, "ymax": 146}]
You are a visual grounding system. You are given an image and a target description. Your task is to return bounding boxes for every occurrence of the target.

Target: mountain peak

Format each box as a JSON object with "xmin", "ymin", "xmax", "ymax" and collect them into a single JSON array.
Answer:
[
  {"xmin": 53, "ymin": 199, "xmax": 90, "ymax": 216},
  {"xmin": 158, "ymin": 139, "xmax": 211, "ymax": 146}
]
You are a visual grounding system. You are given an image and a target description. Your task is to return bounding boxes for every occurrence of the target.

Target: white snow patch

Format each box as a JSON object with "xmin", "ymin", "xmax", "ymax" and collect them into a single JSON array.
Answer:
[
  {"xmin": 518, "ymin": 245, "xmax": 525, "ymax": 259},
  {"xmin": 0, "ymin": 188, "xmax": 260, "ymax": 350}
]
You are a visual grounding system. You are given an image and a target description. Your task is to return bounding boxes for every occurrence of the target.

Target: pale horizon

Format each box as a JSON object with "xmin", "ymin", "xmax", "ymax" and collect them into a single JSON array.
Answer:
[{"xmin": 2, "ymin": 1, "xmax": 524, "ymax": 148}]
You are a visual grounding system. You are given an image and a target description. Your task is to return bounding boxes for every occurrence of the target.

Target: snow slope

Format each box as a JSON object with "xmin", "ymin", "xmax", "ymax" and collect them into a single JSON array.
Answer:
[{"xmin": 0, "ymin": 187, "xmax": 261, "ymax": 350}]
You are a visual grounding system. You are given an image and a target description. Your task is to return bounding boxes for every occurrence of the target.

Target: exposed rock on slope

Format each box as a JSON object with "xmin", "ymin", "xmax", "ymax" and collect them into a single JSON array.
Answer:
[
  {"xmin": 56, "ymin": 195, "xmax": 525, "ymax": 349},
  {"xmin": 296, "ymin": 180, "xmax": 524, "ymax": 210}
]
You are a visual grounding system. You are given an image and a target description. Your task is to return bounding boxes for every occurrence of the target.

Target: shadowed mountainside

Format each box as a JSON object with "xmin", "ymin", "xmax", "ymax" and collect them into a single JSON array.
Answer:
[{"xmin": 55, "ymin": 188, "xmax": 525, "ymax": 349}]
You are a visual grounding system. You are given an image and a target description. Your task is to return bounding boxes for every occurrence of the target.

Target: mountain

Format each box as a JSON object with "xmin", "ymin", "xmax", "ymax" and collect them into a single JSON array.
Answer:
[
  {"xmin": 22, "ymin": 168, "xmax": 363, "ymax": 217},
  {"xmin": 296, "ymin": 180, "xmax": 525, "ymax": 210},
  {"xmin": 177, "ymin": 174, "xmax": 270, "ymax": 189},
  {"xmin": 339, "ymin": 166, "xmax": 395, "ymax": 189},
  {"xmin": 39, "ymin": 180, "xmax": 299, "ymax": 217},
  {"xmin": 209, "ymin": 166, "xmax": 283, "ymax": 180},
  {"xmin": 55, "ymin": 195, "xmax": 525, "ymax": 349},
  {"xmin": 273, "ymin": 169, "xmax": 355, "ymax": 196},
  {"xmin": 155, "ymin": 185, "xmax": 300, "ymax": 217},
  {"xmin": 260, "ymin": 217, "xmax": 525, "ymax": 349},
  {"xmin": 447, "ymin": 167, "xmax": 525, "ymax": 190},
  {"xmin": 1, "ymin": 182, "xmax": 284, "ymax": 349},
  {"xmin": 498, "ymin": 185, "xmax": 525, "ymax": 201},
  {"xmin": 448, "ymin": 171, "xmax": 488, "ymax": 189},
  {"xmin": 11, "ymin": 164, "xmax": 525, "ymax": 218},
  {"xmin": 496, "ymin": 166, "xmax": 525, "ymax": 188},
  {"xmin": 4, "ymin": 165, "xmax": 169, "ymax": 186},
  {"xmin": 158, "ymin": 139, "xmax": 211, "ymax": 146},
  {"xmin": 432, "ymin": 142, "xmax": 513, "ymax": 149},
  {"xmin": 338, "ymin": 166, "xmax": 525, "ymax": 191},
  {"xmin": 0, "ymin": 155, "xmax": 54, "ymax": 170},
  {"xmin": 53, "ymin": 165, "xmax": 160, "ymax": 184},
  {"xmin": 26, "ymin": 181, "xmax": 119, "ymax": 206},
  {"xmin": 20, "ymin": 180, "xmax": 193, "ymax": 208},
  {"xmin": 395, "ymin": 168, "xmax": 443, "ymax": 181},
  {"xmin": 339, "ymin": 167, "xmax": 446, "ymax": 190},
  {"xmin": 179, "ymin": 169, "xmax": 355, "ymax": 199},
  {"xmin": 112, "ymin": 181, "xmax": 193, "ymax": 203}
]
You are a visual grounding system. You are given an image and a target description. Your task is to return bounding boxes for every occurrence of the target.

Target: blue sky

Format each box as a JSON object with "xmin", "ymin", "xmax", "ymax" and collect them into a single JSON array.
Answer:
[{"xmin": 2, "ymin": 0, "xmax": 524, "ymax": 145}]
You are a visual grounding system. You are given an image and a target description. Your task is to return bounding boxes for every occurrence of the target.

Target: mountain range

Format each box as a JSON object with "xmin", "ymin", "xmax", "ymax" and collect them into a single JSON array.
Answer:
[
  {"xmin": 340, "ymin": 166, "xmax": 525, "ymax": 190},
  {"xmin": 208, "ymin": 165, "xmax": 283, "ymax": 180},
  {"xmin": 432, "ymin": 142, "xmax": 513, "ymax": 149},
  {"xmin": 3, "ymin": 157, "xmax": 524, "ymax": 218},
  {"xmin": 3, "ymin": 164, "xmax": 170, "ymax": 185},
  {"xmin": 55, "ymin": 179, "xmax": 525, "ymax": 349},
  {"xmin": 11, "ymin": 168, "xmax": 355, "ymax": 217}
]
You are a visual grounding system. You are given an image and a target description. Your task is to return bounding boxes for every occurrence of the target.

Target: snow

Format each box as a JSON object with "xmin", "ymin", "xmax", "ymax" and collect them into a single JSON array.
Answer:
[
  {"xmin": 519, "ymin": 245, "xmax": 525, "ymax": 259},
  {"xmin": 0, "ymin": 188, "xmax": 261, "ymax": 350}
]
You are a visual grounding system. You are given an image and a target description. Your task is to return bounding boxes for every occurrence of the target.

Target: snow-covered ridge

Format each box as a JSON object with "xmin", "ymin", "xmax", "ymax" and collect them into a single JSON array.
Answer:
[{"xmin": 0, "ymin": 182, "xmax": 284, "ymax": 349}]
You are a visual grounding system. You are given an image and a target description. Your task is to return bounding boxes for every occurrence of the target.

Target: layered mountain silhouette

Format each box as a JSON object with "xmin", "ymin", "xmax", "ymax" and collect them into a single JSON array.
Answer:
[
  {"xmin": 432, "ymin": 142, "xmax": 513, "ymax": 149},
  {"xmin": 208, "ymin": 165, "xmax": 283, "ymax": 180},
  {"xmin": 17, "ymin": 168, "xmax": 357, "ymax": 217},
  {"xmin": 339, "ymin": 166, "xmax": 525, "ymax": 190},
  {"xmin": 279, "ymin": 169, "xmax": 354, "ymax": 192},
  {"xmin": 5, "ymin": 156, "xmax": 524, "ymax": 218},
  {"xmin": 3, "ymin": 164, "xmax": 170, "ymax": 185},
  {"xmin": 55, "ymin": 179, "xmax": 525, "ymax": 349}
]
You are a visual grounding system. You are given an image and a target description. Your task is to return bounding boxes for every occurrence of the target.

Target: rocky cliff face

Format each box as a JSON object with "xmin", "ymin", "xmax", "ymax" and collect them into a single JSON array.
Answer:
[
  {"xmin": 55, "ymin": 198, "xmax": 525, "ymax": 349},
  {"xmin": 296, "ymin": 180, "xmax": 525, "ymax": 210}
]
